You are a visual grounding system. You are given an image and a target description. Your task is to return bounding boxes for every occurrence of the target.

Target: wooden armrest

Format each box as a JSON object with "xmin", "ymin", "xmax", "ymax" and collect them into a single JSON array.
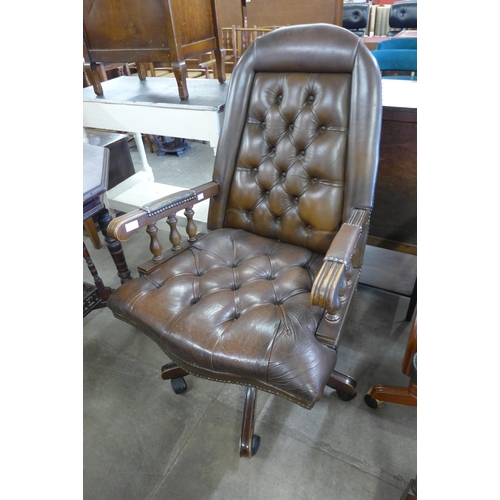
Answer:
[
  {"xmin": 310, "ymin": 208, "xmax": 370, "ymax": 315},
  {"xmin": 107, "ymin": 181, "xmax": 219, "ymax": 242}
]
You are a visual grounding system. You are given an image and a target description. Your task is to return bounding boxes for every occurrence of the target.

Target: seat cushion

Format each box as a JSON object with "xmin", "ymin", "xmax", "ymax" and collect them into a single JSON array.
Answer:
[{"xmin": 108, "ymin": 228, "xmax": 338, "ymax": 408}]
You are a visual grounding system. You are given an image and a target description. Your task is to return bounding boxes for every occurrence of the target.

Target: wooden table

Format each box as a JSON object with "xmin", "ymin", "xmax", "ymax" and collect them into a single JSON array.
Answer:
[
  {"xmin": 83, "ymin": 144, "xmax": 132, "ymax": 317},
  {"xmin": 83, "ymin": 76, "xmax": 228, "ymax": 213}
]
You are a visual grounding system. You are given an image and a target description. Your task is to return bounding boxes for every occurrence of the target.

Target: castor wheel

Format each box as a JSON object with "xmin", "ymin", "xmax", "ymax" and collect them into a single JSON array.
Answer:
[
  {"xmin": 337, "ymin": 390, "xmax": 357, "ymax": 401},
  {"xmin": 364, "ymin": 392, "xmax": 384, "ymax": 409},
  {"xmin": 171, "ymin": 377, "xmax": 187, "ymax": 394},
  {"xmin": 251, "ymin": 434, "xmax": 261, "ymax": 456}
]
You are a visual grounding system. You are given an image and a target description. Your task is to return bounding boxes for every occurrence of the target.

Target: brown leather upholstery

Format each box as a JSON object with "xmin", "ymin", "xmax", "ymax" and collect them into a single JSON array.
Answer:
[
  {"xmin": 107, "ymin": 23, "xmax": 382, "ymax": 455},
  {"xmin": 111, "ymin": 228, "xmax": 335, "ymax": 407}
]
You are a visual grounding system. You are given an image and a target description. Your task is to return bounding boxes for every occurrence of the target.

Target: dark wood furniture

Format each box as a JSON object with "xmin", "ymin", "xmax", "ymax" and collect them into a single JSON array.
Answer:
[
  {"xmin": 83, "ymin": 0, "xmax": 226, "ymax": 100},
  {"xmin": 83, "ymin": 144, "xmax": 132, "ymax": 317},
  {"xmin": 367, "ymin": 101, "xmax": 417, "ymax": 320},
  {"xmin": 369, "ymin": 106, "xmax": 417, "ymax": 253},
  {"xmin": 215, "ymin": 0, "xmax": 246, "ymax": 29},
  {"xmin": 245, "ymin": 0, "xmax": 343, "ymax": 27}
]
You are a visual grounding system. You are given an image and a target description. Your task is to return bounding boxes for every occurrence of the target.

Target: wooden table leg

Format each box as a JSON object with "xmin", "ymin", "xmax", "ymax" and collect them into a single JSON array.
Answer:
[
  {"xmin": 97, "ymin": 208, "xmax": 132, "ymax": 284},
  {"xmin": 83, "ymin": 242, "xmax": 113, "ymax": 317},
  {"xmin": 83, "ymin": 217, "xmax": 102, "ymax": 249}
]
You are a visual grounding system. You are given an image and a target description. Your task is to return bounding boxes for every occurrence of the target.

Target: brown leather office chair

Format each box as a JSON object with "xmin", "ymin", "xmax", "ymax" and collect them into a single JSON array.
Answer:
[{"xmin": 106, "ymin": 24, "xmax": 382, "ymax": 457}]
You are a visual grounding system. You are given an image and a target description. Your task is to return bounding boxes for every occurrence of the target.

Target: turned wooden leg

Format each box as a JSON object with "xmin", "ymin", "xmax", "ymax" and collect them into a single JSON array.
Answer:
[
  {"xmin": 97, "ymin": 208, "xmax": 132, "ymax": 284},
  {"xmin": 83, "ymin": 242, "xmax": 113, "ymax": 316},
  {"xmin": 240, "ymin": 387, "xmax": 260, "ymax": 458}
]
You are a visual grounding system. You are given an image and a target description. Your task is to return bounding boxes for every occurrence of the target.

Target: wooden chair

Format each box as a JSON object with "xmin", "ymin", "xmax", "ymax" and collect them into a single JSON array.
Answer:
[
  {"xmin": 83, "ymin": 0, "xmax": 226, "ymax": 100},
  {"xmin": 231, "ymin": 26, "xmax": 277, "ymax": 66},
  {"xmin": 105, "ymin": 24, "xmax": 382, "ymax": 458},
  {"xmin": 221, "ymin": 27, "xmax": 237, "ymax": 72}
]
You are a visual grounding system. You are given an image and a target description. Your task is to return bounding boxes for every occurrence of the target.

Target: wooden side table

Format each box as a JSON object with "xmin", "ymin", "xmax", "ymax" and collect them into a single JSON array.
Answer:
[{"xmin": 83, "ymin": 144, "xmax": 132, "ymax": 317}]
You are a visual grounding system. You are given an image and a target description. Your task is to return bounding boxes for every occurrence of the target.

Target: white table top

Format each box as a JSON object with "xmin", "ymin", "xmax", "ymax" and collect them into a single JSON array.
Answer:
[
  {"xmin": 381, "ymin": 79, "xmax": 417, "ymax": 109},
  {"xmin": 83, "ymin": 76, "xmax": 229, "ymax": 111}
]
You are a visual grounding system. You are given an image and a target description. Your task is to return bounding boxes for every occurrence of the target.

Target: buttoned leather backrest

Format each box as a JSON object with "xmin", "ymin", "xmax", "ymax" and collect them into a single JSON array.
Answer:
[
  {"xmin": 389, "ymin": 1, "xmax": 417, "ymax": 29},
  {"xmin": 342, "ymin": 4, "xmax": 370, "ymax": 30},
  {"xmin": 208, "ymin": 24, "xmax": 381, "ymax": 255}
]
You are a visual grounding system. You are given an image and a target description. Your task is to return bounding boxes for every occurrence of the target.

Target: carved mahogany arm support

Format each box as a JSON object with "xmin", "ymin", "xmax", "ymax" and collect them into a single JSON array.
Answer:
[
  {"xmin": 310, "ymin": 208, "xmax": 370, "ymax": 321},
  {"xmin": 107, "ymin": 182, "xmax": 219, "ymax": 242},
  {"xmin": 106, "ymin": 181, "xmax": 219, "ymax": 274}
]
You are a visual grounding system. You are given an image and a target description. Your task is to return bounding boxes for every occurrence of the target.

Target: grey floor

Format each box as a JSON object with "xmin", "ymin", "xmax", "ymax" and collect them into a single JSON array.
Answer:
[{"xmin": 83, "ymin": 137, "xmax": 417, "ymax": 500}]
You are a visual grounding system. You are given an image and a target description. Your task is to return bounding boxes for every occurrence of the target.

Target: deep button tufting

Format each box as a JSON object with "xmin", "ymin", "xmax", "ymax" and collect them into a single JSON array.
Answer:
[
  {"xmin": 312, "ymin": 177, "xmax": 318, "ymax": 183},
  {"xmin": 253, "ymin": 167, "xmax": 258, "ymax": 174},
  {"xmin": 289, "ymin": 124, "xmax": 294, "ymax": 130},
  {"xmin": 308, "ymin": 95, "xmax": 314, "ymax": 103},
  {"xmin": 277, "ymin": 94, "xmax": 283, "ymax": 103},
  {"xmin": 281, "ymin": 172, "xmax": 286, "ymax": 179},
  {"xmin": 300, "ymin": 150, "xmax": 305, "ymax": 157},
  {"xmin": 307, "ymin": 224, "xmax": 313, "ymax": 230},
  {"xmin": 320, "ymin": 126, "xmax": 326, "ymax": 132},
  {"xmin": 294, "ymin": 197, "xmax": 299, "ymax": 203}
]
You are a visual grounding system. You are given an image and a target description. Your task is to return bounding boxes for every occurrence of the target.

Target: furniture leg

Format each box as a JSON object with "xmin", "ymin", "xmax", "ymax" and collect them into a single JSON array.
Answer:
[
  {"xmin": 83, "ymin": 242, "xmax": 112, "ymax": 316},
  {"xmin": 83, "ymin": 217, "xmax": 102, "ymax": 249},
  {"xmin": 171, "ymin": 61, "xmax": 189, "ymax": 100},
  {"xmin": 367, "ymin": 382, "xmax": 417, "ymax": 407},
  {"xmin": 365, "ymin": 317, "xmax": 417, "ymax": 409},
  {"xmin": 97, "ymin": 208, "xmax": 132, "ymax": 284},
  {"xmin": 144, "ymin": 134, "xmax": 154, "ymax": 154},
  {"xmin": 84, "ymin": 62, "xmax": 103, "ymax": 96},
  {"xmin": 133, "ymin": 132, "xmax": 155, "ymax": 181},
  {"xmin": 240, "ymin": 387, "xmax": 260, "ymax": 458},
  {"xmin": 136, "ymin": 62, "xmax": 148, "ymax": 81}
]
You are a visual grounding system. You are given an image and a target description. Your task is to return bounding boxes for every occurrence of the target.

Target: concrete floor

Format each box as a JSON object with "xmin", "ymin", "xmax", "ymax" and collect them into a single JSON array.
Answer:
[{"xmin": 83, "ymin": 137, "xmax": 417, "ymax": 500}]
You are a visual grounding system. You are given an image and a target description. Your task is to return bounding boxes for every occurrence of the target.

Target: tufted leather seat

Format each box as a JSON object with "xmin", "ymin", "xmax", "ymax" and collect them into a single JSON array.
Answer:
[
  {"xmin": 111, "ymin": 228, "xmax": 333, "ymax": 407},
  {"xmin": 107, "ymin": 23, "xmax": 382, "ymax": 457}
]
